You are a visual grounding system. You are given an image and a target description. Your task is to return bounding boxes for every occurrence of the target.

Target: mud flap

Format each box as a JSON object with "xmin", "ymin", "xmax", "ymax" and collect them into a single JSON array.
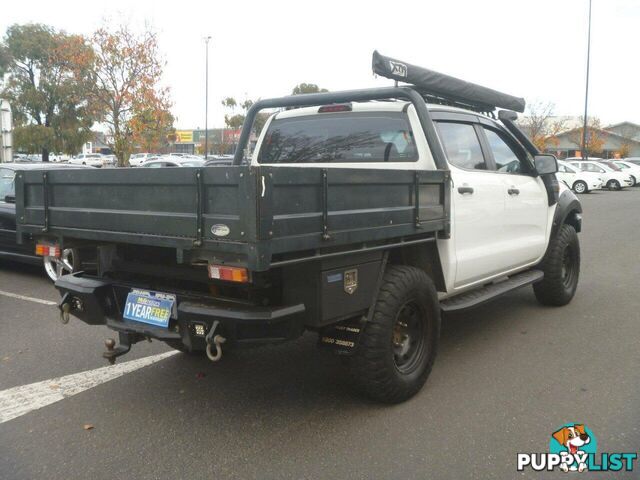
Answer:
[{"xmin": 317, "ymin": 317, "xmax": 364, "ymax": 355}]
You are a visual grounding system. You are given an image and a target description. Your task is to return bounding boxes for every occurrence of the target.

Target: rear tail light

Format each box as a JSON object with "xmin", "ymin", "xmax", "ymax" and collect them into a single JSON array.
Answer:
[
  {"xmin": 35, "ymin": 243, "xmax": 60, "ymax": 258},
  {"xmin": 208, "ymin": 264, "xmax": 249, "ymax": 283},
  {"xmin": 318, "ymin": 104, "xmax": 352, "ymax": 113}
]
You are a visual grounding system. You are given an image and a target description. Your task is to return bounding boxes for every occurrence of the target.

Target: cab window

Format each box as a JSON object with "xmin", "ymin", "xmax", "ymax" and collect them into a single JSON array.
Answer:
[
  {"xmin": 258, "ymin": 112, "xmax": 418, "ymax": 163},
  {"xmin": 483, "ymin": 128, "xmax": 527, "ymax": 174},
  {"xmin": 435, "ymin": 122, "xmax": 487, "ymax": 170}
]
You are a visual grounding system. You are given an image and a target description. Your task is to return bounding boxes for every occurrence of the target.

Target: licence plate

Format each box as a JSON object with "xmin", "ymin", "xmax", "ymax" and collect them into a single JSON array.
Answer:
[{"xmin": 123, "ymin": 289, "xmax": 176, "ymax": 328}]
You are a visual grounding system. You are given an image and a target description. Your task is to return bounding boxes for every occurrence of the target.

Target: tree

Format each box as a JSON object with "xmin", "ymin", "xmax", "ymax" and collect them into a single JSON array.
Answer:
[
  {"xmin": 221, "ymin": 97, "xmax": 269, "ymax": 134},
  {"xmin": 568, "ymin": 117, "xmax": 608, "ymax": 157},
  {"xmin": 517, "ymin": 101, "xmax": 566, "ymax": 152},
  {"xmin": 130, "ymin": 101, "xmax": 174, "ymax": 153},
  {"xmin": 0, "ymin": 24, "xmax": 98, "ymax": 161},
  {"xmin": 291, "ymin": 83, "xmax": 328, "ymax": 95},
  {"xmin": 87, "ymin": 24, "xmax": 172, "ymax": 166},
  {"xmin": 617, "ymin": 142, "xmax": 631, "ymax": 159}
]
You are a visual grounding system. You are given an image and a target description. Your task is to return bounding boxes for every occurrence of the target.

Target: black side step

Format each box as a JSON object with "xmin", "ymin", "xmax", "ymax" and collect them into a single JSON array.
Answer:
[{"xmin": 440, "ymin": 270, "xmax": 543, "ymax": 313}]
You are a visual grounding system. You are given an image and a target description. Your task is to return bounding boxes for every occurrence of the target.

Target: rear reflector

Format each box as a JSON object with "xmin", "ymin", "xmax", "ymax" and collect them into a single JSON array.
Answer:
[
  {"xmin": 208, "ymin": 264, "xmax": 249, "ymax": 283},
  {"xmin": 318, "ymin": 104, "xmax": 352, "ymax": 113},
  {"xmin": 35, "ymin": 244, "xmax": 61, "ymax": 258}
]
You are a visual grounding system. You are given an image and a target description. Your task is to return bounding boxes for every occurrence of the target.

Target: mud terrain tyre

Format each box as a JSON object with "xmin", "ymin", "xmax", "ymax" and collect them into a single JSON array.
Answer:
[
  {"xmin": 534, "ymin": 224, "xmax": 580, "ymax": 306},
  {"xmin": 350, "ymin": 265, "xmax": 440, "ymax": 403}
]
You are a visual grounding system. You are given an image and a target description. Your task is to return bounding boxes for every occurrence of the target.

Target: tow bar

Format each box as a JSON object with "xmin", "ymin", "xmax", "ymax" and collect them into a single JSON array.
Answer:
[
  {"xmin": 103, "ymin": 334, "xmax": 133, "ymax": 365},
  {"xmin": 205, "ymin": 320, "xmax": 226, "ymax": 362}
]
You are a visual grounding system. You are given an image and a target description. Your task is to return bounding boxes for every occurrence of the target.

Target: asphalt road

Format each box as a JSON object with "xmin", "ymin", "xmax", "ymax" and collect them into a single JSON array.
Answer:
[{"xmin": 1, "ymin": 188, "xmax": 639, "ymax": 479}]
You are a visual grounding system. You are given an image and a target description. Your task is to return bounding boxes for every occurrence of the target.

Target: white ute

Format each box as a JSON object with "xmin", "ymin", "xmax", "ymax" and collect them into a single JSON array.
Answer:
[{"xmin": 30, "ymin": 52, "xmax": 584, "ymax": 403}]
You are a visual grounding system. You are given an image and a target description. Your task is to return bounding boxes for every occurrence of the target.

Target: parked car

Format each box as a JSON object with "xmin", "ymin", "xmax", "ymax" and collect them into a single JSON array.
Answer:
[
  {"xmin": 569, "ymin": 160, "xmax": 632, "ymax": 190},
  {"xmin": 129, "ymin": 153, "xmax": 155, "ymax": 167},
  {"xmin": 49, "ymin": 153, "xmax": 71, "ymax": 163},
  {"xmin": 69, "ymin": 153, "xmax": 105, "ymax": 167},
  {"xmin": 564, "ymin": 156, "xmax": 603, "ymax": 162},
  {"xmin": 613, "ymin": 160, "xmax": 640, "ymax": 186},
  {"xmin": 204, "ymin": 158, "xmax": 234, "ymax": 166},
  {"xmin": 18, "ymin": 52, "xmax": 584, "ymax": 403},
  {"xmin": 0, "ymin": 163, "xmax": 94, "ymax": 281},
  {"xmin": 141, "ymin": 158, "xmax": 205, "ymax": 168},
  {"xmin": 623, "ymin": 157, "xmax": 640, "ymax": 167},
  {"xmin": 597, "ymin": 160, "xmax": 635, "ymax": 186},
  {"xmin": 101, "ymin": 155, "xmax": 118, "ymax": 168},
  {"xmin": 556, "ymin": 160, "xmax": 602, "ymax": 193}
]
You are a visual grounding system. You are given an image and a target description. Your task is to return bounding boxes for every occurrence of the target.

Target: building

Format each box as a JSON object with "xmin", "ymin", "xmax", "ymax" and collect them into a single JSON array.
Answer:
[
  {"xmin": 605, "ymin": 121, "xmax": 640, "ymax": 142},
  {"xmin": 544, "ymin": 121, "xmax": 640, "ymax": 159},
  {"xmin": 0, "ymin": 99, "xmax": 12, "ymax": 163},
  {"xmin": 82, "ymin": 131, "xmax": 112, "ymax": 155},
  {"xmin": 170, "ymin": 128, "xmax": 257, "ymax": 156}
]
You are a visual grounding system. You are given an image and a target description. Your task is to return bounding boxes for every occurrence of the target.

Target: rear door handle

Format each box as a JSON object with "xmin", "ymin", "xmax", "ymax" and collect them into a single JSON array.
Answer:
[
  {"xmin": 507, "ymin": 187, "xmax": 520, "ymax": 195},
  {"xmin": 457, "ymin": 185, "xmax": 474, "ymax": 195}
]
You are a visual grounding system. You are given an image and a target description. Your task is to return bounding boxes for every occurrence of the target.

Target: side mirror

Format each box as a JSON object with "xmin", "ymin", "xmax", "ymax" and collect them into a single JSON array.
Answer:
[
  {"xmin": 534, "ymin": 154, "xmax": 558, "ymax": 175},
  {"xmin": 4, "ymin": 194, "xmax": 16, "ymax": 204}
]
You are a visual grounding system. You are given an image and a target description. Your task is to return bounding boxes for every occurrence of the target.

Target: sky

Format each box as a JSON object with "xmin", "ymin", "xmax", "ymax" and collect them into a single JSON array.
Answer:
[{"xmin": 2, "ymin": 0, "xmax": 638, "ymax": 129}]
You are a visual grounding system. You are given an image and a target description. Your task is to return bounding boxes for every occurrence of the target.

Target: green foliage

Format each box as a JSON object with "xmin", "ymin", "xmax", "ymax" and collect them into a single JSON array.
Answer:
[
  {"xmin": 0, "ymin": 23, "xmax": 98, "ymax": 160},
  {"xmin": 221, "ymin": 97, "xmax": 237, "ymax": 109},
  {"xmin": 221, "ymin": 97, "xmax": 268, "ymax": 135},
  {"xmin": 292, "ymin": 83, "xmax": 328, "ymax": 95},
  {"xmin": 224, "ymin": 113, "xmax": 245, "ymax": 130},
  {"xmin": 254, "ymin": 112, "xmax": 269, "ymax": 136},
  {"xmin": 13, "ymin": 125, "xmax": 54, "ymax": 153}
]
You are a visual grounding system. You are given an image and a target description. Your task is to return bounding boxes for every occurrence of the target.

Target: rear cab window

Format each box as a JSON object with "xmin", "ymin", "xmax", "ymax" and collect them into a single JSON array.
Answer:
[{"xmin": 257, "ymin": 111, "xmax": 418, "ymax": 164}]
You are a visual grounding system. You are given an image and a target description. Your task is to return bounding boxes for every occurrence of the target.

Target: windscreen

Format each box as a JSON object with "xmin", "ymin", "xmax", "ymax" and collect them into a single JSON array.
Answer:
[
  {"xmin": 602, "ymin": 162, "xmax": 621, "ymax": 171},
  {"xmin": 258, "ymin": 111, "xmax": 418, "ymax": 164}
]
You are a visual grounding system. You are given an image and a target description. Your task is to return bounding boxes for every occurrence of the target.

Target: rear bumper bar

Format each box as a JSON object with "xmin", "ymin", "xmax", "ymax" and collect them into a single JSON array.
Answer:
[{"xmin": 55, "ymin": 273, "xmax": 306, "ymax": 349}]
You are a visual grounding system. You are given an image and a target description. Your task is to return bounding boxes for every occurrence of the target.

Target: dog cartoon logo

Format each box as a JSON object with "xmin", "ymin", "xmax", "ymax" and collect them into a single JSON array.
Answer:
[
  {"xmin": 519, "ymin": 423, "xmax": 637, "ymax": 473},
  {"xmin": 550, "ymin": 424, "xmax": 595, "ymax": 472}
]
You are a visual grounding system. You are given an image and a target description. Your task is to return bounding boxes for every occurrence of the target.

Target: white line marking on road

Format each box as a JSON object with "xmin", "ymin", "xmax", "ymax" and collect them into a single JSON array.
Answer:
[
  {"xmin": 0, "ymin": 350, "xmax": 178, "ymax": 424},
  {"xmin": 0, "ymin": 289, "xmax": 57, "ymax": 306}
]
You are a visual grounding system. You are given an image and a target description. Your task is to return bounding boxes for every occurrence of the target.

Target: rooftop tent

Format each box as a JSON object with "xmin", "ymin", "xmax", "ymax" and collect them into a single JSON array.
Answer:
[{"xmin": 372, "ymin": 51, "xmax": 526, "ymax": 113}]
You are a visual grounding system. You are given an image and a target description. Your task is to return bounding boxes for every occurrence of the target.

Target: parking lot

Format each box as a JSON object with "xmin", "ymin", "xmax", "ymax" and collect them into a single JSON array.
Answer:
[{"xmin": 1, "ymin": 188, "xmax": 638, "ymax": 479}]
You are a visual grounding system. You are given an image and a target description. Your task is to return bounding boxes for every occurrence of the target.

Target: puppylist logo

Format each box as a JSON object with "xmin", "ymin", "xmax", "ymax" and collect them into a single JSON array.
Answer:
[{"xmin": 517, "ymin": 423, "xmax": 638, "ymax": 473}]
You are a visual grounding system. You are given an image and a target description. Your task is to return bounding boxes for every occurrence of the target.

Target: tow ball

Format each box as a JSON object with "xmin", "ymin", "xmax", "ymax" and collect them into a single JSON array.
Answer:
[
  {"xmin": 103, "ymin": 333, "xmax": 133, "ymax": 365},
  {"xmin": 205, "ymin": 320, "xmax": 227, "ymax": 362}
]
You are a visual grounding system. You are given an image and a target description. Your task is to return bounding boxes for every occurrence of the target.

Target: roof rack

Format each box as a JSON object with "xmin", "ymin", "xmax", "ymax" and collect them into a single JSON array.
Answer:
[{"xmin": 372, "ymin": 51, "xmax": 525, "ymax": 114}]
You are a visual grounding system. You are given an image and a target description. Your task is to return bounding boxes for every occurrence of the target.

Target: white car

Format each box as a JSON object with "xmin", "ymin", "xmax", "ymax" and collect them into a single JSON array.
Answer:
[
  {"xmin": 569, "ymin": 160, "xmax": 632, "ymax": 190},
  {"xmin": 129, "ymin": 153, "xmax": 155, "ymax": 167},
  {"xmin": 613, "ymin": 160, "xmax": 640, "ymax": 186},
  {"xmin": 141, "ymin": 158, "xmax": 205, "ymax": 168},
  {"xmin": 556, "ymin": 161, "xmax": 602, "ymax": 193},
  {"xmin": 564, "ymin": 156, "xmax": 603, "ymax": 162},
  {"xmin": 69, "ymin": 153, "xmax": 105, "ymax": 167}
]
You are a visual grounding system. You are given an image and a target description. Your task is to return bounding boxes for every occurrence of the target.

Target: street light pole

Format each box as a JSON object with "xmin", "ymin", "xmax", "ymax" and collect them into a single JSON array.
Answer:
[
  {"xmin": 204, "ymin": 36, "xmax": 212, "ymax": 160},
  {"xmin": 581, "ymin": 0, "xmax": 592, "ymax": 160}
]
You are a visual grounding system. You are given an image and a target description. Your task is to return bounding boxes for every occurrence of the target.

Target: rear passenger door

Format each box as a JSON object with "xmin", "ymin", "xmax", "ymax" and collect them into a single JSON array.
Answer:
[
  {"xmin": 480, "ymin": 126, "xmax": 548, "ymax": 267},
  {"xmin": 435, "ymin": 121, "xmax": 512, "ymax": 288}
]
